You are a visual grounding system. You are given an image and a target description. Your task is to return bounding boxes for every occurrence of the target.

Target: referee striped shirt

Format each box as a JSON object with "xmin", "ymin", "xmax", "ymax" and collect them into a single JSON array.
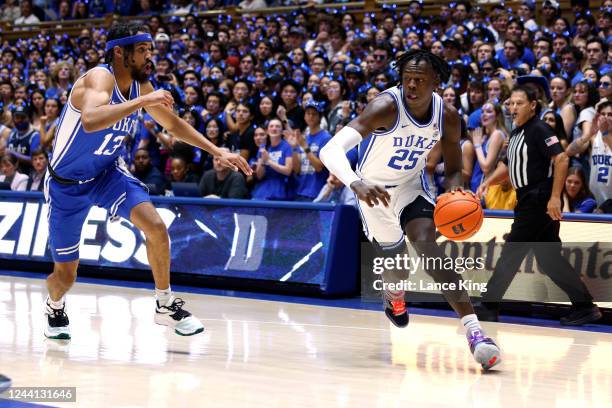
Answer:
[{"xmin": 503, "ymin": 116, "xmax": 564, "ymax": 193}]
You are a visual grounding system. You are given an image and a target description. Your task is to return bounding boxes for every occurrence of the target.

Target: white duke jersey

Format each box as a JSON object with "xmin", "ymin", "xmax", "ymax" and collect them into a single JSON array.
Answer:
[
  {"xmin": 50, "ymin": 64, "xmax": 141, "ymax": 181},
  {"xmin": 589, "ymin": 132, "xmax": 612, "ymax": 205},
  {"xmin": 356, "ymin": 86, "xmax": 443, "ymax": 186}
]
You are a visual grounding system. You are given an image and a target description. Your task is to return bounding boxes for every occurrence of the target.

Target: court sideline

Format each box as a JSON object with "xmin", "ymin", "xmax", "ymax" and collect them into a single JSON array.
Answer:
[{"xmin": 0, "ymin": 274, "xmax": 611, "ymax": 408}]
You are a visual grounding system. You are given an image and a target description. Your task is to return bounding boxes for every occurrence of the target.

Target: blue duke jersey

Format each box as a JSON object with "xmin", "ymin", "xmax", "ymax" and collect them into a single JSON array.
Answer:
[
  {"xmin": 50, "ymin": 64, "xmax": 141, "ymax": 180},
  {"xmin": 356, "ymin": 86, "xmax": 443, "ymax": 187},
  {"xmin": 589, "ymin": 132, "xmax": 612, "ymax": 205}
]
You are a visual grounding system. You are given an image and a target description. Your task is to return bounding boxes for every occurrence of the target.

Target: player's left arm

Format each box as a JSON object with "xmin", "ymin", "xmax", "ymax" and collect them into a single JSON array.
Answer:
[
  {"xmin": 140, "ymin": 82, "xmax": 252, "ymax": 175},
  {"xmin": 535, "ymin": 122, "xmax": 566, "ymax": 220},
  {"xmin": 440, "ymin": 102, "xmax": 464, "ymax": 191},
  {"xmin": 548, "ymin": 152, "xmax": 568, "ymax": 220}
]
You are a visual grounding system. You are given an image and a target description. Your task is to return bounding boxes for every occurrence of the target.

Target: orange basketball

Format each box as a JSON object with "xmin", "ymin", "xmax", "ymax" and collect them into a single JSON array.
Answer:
[{"xmin": 434, "ymin": 190, "xmax": 483, "ymax": 240}]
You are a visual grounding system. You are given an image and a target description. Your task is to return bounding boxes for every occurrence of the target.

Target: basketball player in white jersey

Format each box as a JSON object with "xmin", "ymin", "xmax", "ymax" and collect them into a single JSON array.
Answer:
[
  {"xmin": 43, "ymin": 22, "xmax": 251, "ymax": 339},
  {"xmin": 320, "ymin": 50, "xmax": 501, "ymax": 370},
  {"xmin": 566, "ymin": 100, "xmax": 612, "ymax": 207}
]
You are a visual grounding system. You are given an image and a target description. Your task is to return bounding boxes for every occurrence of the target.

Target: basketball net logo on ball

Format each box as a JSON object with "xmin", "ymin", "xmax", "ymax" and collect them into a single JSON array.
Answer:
[{"xmin": 434, "ymin": 190, "xmax": 483, "ymax": 240}]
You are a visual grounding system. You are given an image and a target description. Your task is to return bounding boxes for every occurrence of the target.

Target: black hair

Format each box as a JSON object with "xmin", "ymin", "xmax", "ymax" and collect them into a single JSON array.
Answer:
[
  {"xmin": 551, "ymin": 75, "xmax": 571, "ymax": 91},
  {"xmin": 574, "ymin": 12, "xmax": 596, "ymax": 28},
  {"xmin": 598, "ymin": 100, "xmax": 612, "ymax": 113},
  {"xmin": 542, "ymin": 110, "xmax": 568, "ymax": 141},
  {"xmin": 180, "ymin": 107, "xmax": 204, "ymax": 133},
  {"xmin": 574, "ymin": 80, "xmax": 600, "ymax": 110},
  {"xmin": 504, "ymin": 38, "xmax": 525, "ymax": 56},
  {"xmin": 560, "ymin": 46, "xmax": 583, "ymax": 63},
  {"xmin": 586, "ymin": 37, "xmax": 608, "ymax": 54},
  {"xmin": 395, "ymin": 49, "xmax": 450, "ymax": 85},
  {"xmin": 205, "ymin": 91, "xmax": 226, "ymax": 107},
  {"xmin": 204, "ymin": 117, "xmax": 226, "ymax": 145},
  {"xmin": 183, "ymin": 85, "xmax": 205, "ymax": 108},
  {"xmin": 480, "ymin": 58, "xmax": 500, "ymax": 71},
  {"xmin": 536, "ymin": 36, "xmax": 553, "ymax": 51},
  {"xmin": 134, "ymin": 147, "xmax": 150, "ymax": 156},
  {"xmin": 104, "ymin": 22, "xmax": 150, "ymax": 66},
  {"xmin": 507, "ymin": 16, "xmax": 525, "ymax": 32},
  {"xmin": 512, "ymin": 84, "xmax": 542, "ymax": 115}
]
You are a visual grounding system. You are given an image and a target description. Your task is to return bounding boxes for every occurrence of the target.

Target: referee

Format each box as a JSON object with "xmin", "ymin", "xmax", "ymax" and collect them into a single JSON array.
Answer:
[{"xmin": 475, "ymin": 85, "xmax": 601, "ymax": 326}]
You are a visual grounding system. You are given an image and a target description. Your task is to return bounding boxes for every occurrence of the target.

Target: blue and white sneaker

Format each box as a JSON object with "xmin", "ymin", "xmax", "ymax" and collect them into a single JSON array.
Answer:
[
  {"xmin": 0, "ymin": 374, "xmax": 11, "ymax": 394},
  {"xmin": 468, "ymin": 329, "xmax": 501, "ymax": 370},
  {"xmin": 154, "ymin": 297, "xmax": 204, "ymax": 336},
  {"xmin": 44, "ymin": 298, "xmax": 71, "ymax": 340}
]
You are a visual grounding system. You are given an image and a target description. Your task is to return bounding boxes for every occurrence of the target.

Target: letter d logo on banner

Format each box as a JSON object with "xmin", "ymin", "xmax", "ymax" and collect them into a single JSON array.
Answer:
[{"xmin": 225, "ymin": 214, "xmax": 267, "ymax": 271}]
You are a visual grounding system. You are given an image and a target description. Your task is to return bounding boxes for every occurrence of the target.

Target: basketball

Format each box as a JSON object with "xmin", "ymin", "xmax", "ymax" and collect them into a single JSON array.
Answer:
[{"xmin": 434, "ymin": 190, "xmax": 483, "ymax": 240}]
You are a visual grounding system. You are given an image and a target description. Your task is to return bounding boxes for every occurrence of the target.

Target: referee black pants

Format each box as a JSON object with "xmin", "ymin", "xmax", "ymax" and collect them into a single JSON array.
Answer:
[{"xmin": 482, "ymin": 188, "xmax": 593, "ymax": 306}]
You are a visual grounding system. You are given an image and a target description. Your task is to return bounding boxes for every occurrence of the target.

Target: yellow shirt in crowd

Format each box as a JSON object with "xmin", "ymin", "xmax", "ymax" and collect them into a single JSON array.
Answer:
[{"xmin": 485, "ymin": 184, "xmax": 517, "ymax": 210}]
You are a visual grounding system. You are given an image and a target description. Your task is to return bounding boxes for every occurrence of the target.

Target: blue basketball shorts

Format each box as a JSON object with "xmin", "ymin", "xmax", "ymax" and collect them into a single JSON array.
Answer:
[{"xmin": 43, "ymin": 165, "xmax": 150, "ymax": 262}]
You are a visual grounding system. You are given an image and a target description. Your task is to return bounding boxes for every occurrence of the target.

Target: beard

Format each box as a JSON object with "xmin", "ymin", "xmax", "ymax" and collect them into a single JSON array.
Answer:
[{"xmin": 130, "ymin": 61, "xmax": 152, "ymax": 84}]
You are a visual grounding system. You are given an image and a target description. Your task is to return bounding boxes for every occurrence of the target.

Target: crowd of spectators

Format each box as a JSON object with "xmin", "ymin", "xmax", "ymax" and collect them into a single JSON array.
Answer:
[{"xmin": 0, "ymin": 0, "xmax": 611, "ymax": 213}]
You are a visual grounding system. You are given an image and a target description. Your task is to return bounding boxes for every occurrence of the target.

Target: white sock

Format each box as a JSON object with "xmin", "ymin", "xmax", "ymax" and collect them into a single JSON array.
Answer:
[
  {"xmin": 46, "ymin": 295, "xmax": 65, "ymax": 309},
  {"xmin": 461, "ymin": 314, "xmax": 482, "ymax": 333},
  {"xmin": 155, "ymin": 286, "xmax": 173, "ymax": 306},
  {"xmin": 384, "ymin": 289, "xmax": 404, "ymax": 300}
]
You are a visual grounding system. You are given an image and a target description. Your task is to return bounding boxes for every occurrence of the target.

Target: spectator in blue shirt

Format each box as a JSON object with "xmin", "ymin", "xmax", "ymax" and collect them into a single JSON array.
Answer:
[
  {"xmin": 560, "ymin": 46, "xmax": 585, "ymax": 86},
  {"xmin": 564, "ymin": 166, "xmax": 597, "ymax": 213},
  {"xmin": 314, "ymin": 173, "xmax": 357, "ymax": 207},
  {"xmin": 288, "ymin": 101, "xmax": 331, "ymax": 201},
  {"xmin": 252, "ymin": 118, "xmax": 294, "ymax": 200},
  {"xmin": 6, "ymin": 105, "xmax": 40, "ymax": 174}
]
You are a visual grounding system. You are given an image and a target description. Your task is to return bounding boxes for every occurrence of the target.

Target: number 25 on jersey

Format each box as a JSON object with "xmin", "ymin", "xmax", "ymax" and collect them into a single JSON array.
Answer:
[{"xmin": 388, "ymin": 149, "xmax": 425, "ymax": 170}]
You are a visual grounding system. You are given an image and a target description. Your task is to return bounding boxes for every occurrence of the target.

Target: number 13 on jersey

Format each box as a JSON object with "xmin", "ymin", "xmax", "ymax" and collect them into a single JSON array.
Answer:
[{"xmin": 94, "ymin": 133, "xmax": 126, "ymax": 156}]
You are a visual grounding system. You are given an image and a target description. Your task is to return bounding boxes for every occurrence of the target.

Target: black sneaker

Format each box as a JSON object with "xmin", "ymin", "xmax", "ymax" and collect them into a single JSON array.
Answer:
[
  {"xmin": 560, "ymin": 305, "xmax": 602, "ymax": 326},
  {"xmin": 0, "ymin": 374, "xmax": 11, "ymax": 394},
  {"xmin": 383, "ymin": 291, "xmax": 409, "ymax": 328},
  {"xmin": 44, "ymin": 299, "xmax": 70, "ymax": 340}
]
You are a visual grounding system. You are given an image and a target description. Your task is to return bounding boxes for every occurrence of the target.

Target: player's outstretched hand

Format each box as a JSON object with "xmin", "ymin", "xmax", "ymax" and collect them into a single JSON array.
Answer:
[
  {"xmin": 218, "ymin": 151, "xmax": 253, "ymax": 176},
  {"xmin": 350, "ymin": 180, "xmax": 390, "ymax": 207},
  {"xmin": 447, "ymin": 185, "xmax": 477, "ymax": 200},
  {"xmin": 140, "ymin": 90, "xmax": 174, "ymax": 110}
]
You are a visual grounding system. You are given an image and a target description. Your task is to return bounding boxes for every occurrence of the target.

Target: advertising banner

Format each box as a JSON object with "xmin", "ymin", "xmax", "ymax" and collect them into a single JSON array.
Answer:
[{"xmin": 0, "ymin": 192, "xmax": 359, "ymax": 294}]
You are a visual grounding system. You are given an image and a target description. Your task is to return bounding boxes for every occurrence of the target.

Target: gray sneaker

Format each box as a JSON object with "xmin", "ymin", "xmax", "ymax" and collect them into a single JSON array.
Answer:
[{"xmin": 467, "ymin": 328, "xmax": 501, "ymax": 370}]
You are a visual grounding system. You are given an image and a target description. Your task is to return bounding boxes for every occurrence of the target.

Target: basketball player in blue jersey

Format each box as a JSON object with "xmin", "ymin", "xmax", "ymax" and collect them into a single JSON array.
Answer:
[
  {"xmin": 320, "ymin": 50, "xmax": 501, "ymax": 370},
  {"xmin": 43, "ymin": 23, "xmax": 251, "ymax": 339}
]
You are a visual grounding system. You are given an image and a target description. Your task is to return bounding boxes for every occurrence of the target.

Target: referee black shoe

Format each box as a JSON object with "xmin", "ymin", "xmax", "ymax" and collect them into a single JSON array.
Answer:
[
  {"xmin": 474, "ymin": 303, "xmax": 499, "ymax": 322},
  {"xmin": 560, "ymin": 304, "xmax": 602, "ymax": 326},
  {"xmin": 0, "ymin": 374, "xmax": 11, "ymax": 394}
]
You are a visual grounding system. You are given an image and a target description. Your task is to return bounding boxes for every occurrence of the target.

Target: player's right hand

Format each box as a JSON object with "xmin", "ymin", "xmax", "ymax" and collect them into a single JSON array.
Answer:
[
  {"xmin": 350, "ymin": 180, "xmax": 390, "ymax": 207},
  {"xmin": 140, "ymin": 90, "xmax": 174, "ymax": 110}
]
